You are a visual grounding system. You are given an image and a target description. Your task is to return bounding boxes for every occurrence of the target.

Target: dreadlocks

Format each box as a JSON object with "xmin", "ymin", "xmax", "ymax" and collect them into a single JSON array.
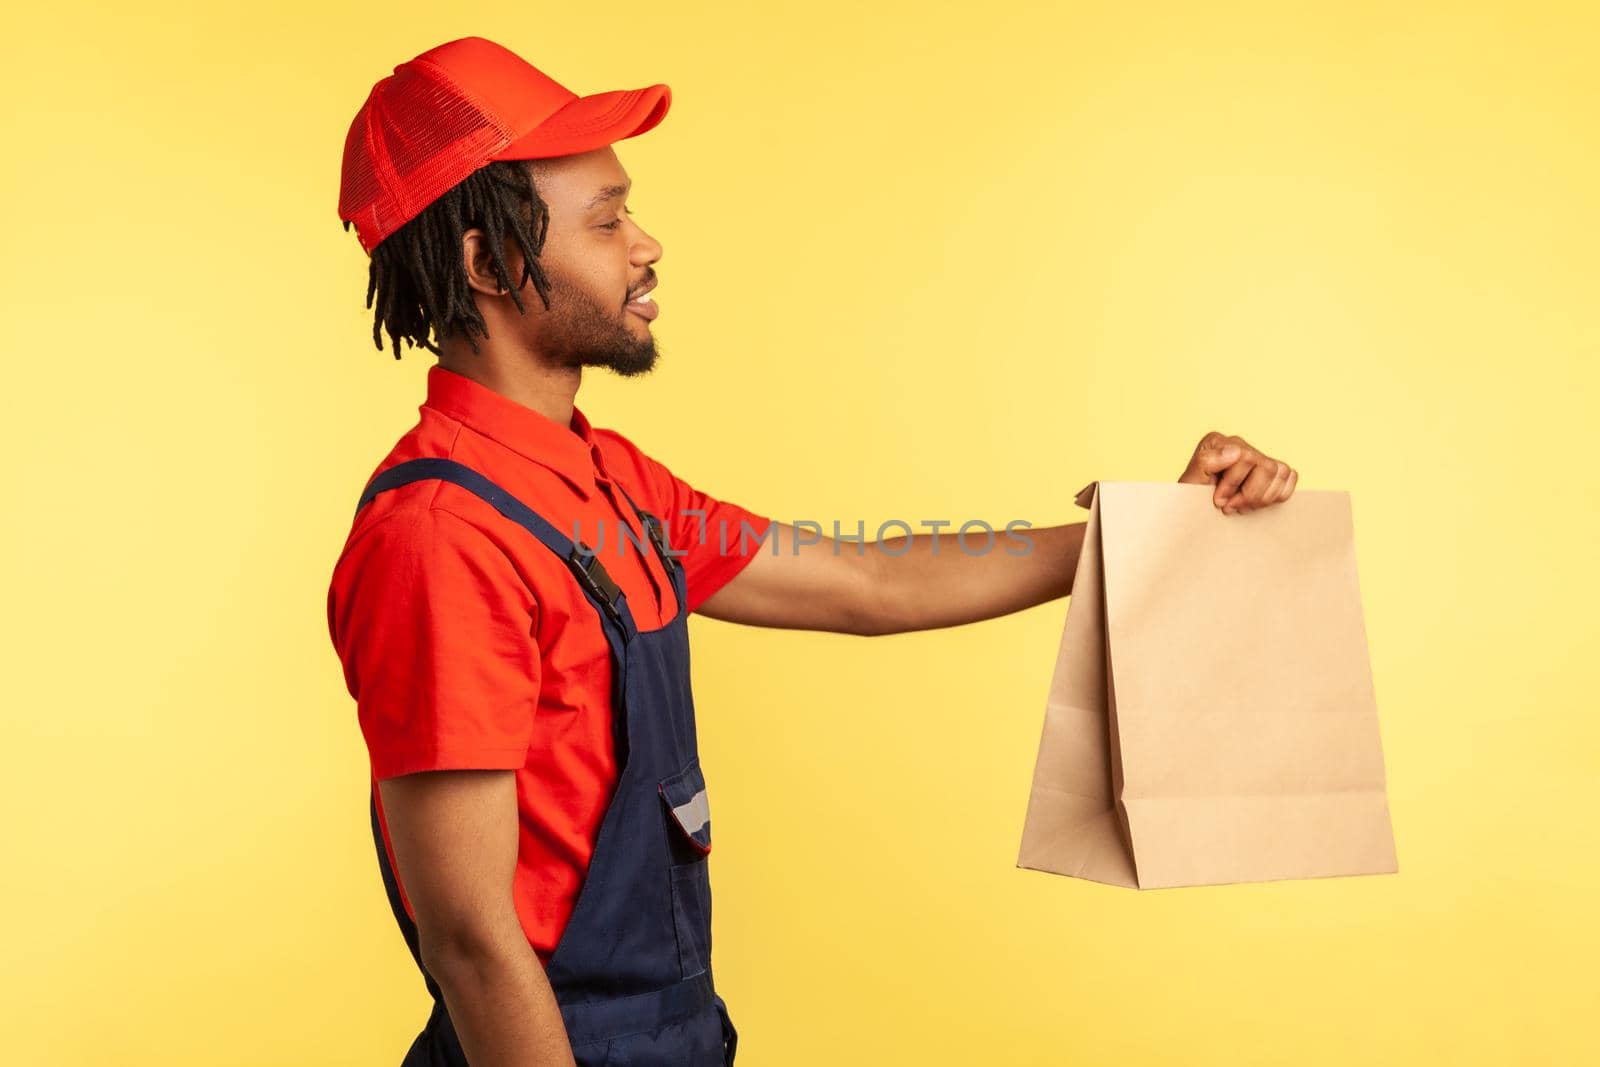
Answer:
[{"xmin": 345, "ymin": 160, "xmax": 553, "ymax": 359}]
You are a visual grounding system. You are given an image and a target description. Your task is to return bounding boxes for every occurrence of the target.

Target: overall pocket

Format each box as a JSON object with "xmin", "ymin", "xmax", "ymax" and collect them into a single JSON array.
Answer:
[
  {"xmin": 667, "ymin": 863, "xmax": 711, "ymax": 978},
  {"xmin": 658, "ymin": 757, "xmax": 712, "ymax": 857},
  {"xmin": 659, "ymin": 758, "xmax": 713, "ymax": 977}
]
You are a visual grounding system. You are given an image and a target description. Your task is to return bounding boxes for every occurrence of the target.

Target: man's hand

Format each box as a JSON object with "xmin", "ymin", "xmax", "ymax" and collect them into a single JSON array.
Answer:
[{"xmin": 1178, "ymin": 431, "xmax": 1298, "ymax": 515}]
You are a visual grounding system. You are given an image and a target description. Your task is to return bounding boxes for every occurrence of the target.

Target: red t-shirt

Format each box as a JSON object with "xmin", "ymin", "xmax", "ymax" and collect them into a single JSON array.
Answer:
[{"xmin": 326, "ymin": 364, "xmax": 771, "ymax": 964}]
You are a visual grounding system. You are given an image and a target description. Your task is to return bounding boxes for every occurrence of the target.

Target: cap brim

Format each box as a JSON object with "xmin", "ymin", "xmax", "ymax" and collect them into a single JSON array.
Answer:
[{"xmin": 492, "ymin": 83, "xmax": 671, "ymax": 161}]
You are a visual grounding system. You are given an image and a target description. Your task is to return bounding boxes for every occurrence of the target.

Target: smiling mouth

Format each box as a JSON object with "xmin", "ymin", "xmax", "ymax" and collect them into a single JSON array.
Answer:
[{"xmin": 625, "ymin": 288, "xmax": 658, "ymax": 322}]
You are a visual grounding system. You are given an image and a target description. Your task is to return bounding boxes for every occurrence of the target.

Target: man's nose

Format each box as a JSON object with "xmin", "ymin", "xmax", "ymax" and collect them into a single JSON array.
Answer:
[{"xmin": 631, "ymin": 226, "xmax": 663, "ymax": 266}]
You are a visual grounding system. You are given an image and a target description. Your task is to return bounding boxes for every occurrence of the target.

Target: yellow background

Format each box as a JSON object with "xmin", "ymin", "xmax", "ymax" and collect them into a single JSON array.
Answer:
[{"xmin": 3, "ymin": 1, "xmax": 1596, "ymax": 1063}]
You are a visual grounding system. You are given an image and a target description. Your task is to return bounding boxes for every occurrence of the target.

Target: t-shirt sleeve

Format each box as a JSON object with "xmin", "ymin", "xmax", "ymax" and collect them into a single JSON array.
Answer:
[
  {"xmin": 595, "ymin": 430, "xmax": 774, "ymax": 615},
  {"xmin": 326, "ymin": 507, "xmax": 540, "ymax": 781},
  {"xmin": 660, "ymin": 468, "xmax": 774, "ymax": 614}
]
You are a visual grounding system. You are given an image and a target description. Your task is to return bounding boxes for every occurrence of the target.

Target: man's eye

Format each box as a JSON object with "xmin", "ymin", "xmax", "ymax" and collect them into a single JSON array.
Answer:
[{"xmin": 599, "ymin": 220, "xmax": 622, "ymax": 230}]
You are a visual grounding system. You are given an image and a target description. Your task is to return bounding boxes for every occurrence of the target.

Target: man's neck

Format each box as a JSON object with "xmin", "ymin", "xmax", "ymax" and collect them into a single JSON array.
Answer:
[{"xmin": 437, "ymin": 341, "xmax": 582, "ymax": 430}]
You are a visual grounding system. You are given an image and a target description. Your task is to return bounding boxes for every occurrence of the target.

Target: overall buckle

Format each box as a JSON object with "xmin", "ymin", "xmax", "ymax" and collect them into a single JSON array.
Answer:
[{"xmin": 566, "ymin": 542, "xmax": 623, "ymax": 624}]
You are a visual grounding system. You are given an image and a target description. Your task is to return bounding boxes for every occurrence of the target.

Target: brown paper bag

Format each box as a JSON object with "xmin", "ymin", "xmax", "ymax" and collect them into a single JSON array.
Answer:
[{"xmin": 1016, "ymin": 480, "xmax": 1397, "ymax": 889}]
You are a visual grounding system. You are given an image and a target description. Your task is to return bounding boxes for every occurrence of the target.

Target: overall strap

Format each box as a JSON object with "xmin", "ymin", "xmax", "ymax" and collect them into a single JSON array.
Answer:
[
  {"xmin": 354, "ymin": 457, "xmax": 639, "ymax": 642},
  {"xmin": 610, "ymin": 480, "xmax": 692, "ymax": 624},
  {"xmin": 611, "ymin": 480, "xmax": 681, "ymax": 578}
]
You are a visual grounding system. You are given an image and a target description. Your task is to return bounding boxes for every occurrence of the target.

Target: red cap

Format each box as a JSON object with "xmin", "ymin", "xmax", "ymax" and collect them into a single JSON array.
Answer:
[{"xmin": 339, "ymin": 36, "xmax": 671, "ymax": 256}]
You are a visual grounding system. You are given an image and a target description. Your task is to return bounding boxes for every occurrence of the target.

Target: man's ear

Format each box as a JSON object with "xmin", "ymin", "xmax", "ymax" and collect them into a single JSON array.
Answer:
[{"xmin": 461, "ymin": 227, "xmax": 512, "ymax": 297}]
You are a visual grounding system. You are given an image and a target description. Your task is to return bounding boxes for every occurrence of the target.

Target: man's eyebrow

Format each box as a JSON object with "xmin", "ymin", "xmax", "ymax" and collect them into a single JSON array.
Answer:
[{"xmin": 583, "ymin": 183, "xmax": 631, "ymax": 210}]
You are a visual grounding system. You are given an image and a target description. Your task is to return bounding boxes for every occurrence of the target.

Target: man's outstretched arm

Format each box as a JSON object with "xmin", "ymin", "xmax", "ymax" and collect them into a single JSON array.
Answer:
[
  {"xmin": 695, "ymin": 518, "xmax": 1085, "ymax": 635},
  {"xmin": 695, "ymin": 432, "xmax": 1297, "ymax": 635}
]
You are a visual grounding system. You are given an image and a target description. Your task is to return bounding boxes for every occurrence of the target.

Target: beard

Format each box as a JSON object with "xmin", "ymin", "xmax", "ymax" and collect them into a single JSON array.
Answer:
[{"xmin": 536, "ymin": 270, "xmax": 660, "ymax": 378}]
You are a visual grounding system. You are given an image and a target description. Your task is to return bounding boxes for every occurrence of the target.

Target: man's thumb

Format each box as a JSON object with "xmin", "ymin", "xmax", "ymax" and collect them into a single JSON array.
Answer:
[{"xmin": 1199, "ymin": 444, "xmax": 1242, "ymax": 474}]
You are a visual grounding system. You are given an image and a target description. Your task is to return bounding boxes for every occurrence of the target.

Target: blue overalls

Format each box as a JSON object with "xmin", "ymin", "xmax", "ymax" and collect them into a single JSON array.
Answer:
[{"xmin": 353, "ymin": 457, "xmax": 739, "ymax": 1066}]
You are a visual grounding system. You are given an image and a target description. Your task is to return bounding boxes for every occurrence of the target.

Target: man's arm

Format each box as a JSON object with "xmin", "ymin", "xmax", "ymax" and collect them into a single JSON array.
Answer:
[
  {"xmin": 696, "ymin": 433, "xmax": 1299, "ymax": 634},
  {"xmin": 378, "ymin": 770, "xmax": 577, "ymax": 1067},
  {"xmin": 694, "ymin": 520, "xmax": 1086, "ymax": 635}
]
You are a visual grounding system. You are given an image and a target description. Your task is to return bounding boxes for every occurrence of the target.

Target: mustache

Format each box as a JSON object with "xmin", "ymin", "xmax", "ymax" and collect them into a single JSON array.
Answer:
[{"xmin": 626, "ymin": 270, "xmax": 658, "ymax": 303}]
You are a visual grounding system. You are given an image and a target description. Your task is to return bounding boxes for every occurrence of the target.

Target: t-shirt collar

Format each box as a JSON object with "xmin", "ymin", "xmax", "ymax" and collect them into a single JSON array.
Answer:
[{"xmin": 423, "ymin": 364, "xmax": 605, "ymax": 496}]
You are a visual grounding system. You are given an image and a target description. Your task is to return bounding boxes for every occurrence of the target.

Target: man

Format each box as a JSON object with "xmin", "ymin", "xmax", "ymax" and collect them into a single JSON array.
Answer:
[{"xmin": 325, "ymin": 35, "xmax": 1298, "ymax": 1067}]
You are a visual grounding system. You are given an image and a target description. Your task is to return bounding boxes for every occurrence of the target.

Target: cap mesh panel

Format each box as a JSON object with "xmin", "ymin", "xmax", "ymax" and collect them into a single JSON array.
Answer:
[{"xmin": 338, "ymin": 67, "xmax": 514, "ymax": 251}]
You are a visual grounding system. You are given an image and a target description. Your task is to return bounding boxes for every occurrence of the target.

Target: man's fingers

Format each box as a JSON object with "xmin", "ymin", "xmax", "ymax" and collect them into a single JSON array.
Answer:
[
  {"xmin": 1229, "ymin": 462, "xmax": 1280, "ymax": 512},
  {"xmin": 1235, "ymin": 460, "xmax": 1286, "ymax": 511},
  {"xmin": 1221, "ymin": 461, "xmax": 1299, "ymax": 512},
  {"xmin": 1270, "ymin": 462, "xmax": 1299, "ymax": 503},
  {"xmin": 1260, "ymin": 462, "xmax": 1292, "ymax": 505},
  {"xmin": 1191, "ymin": 432, "xmax": 1296, "ymax": 513},
  {"xmin": 1213, "ymin": 456, "xmax": 1254, "ymax": 507},
  {"xmin": 1193, "ymin": 443, "xmax": 1243, "ymax": 478}
]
